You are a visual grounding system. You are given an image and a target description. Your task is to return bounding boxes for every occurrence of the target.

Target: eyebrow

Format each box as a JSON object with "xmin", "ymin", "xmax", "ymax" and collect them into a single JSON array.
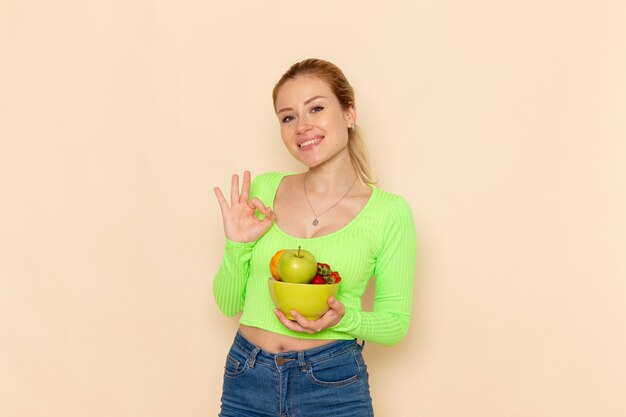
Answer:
[{"xmin": 277, "ymin": 95, "xmax": 327, "ymax": 114}]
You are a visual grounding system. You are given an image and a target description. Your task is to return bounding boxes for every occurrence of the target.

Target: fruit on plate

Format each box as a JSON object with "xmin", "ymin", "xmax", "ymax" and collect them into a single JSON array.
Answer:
[
  {"xmin": 329, "ymin": 271, "xmax": 341, "ymax": 284},
  {"xmin": 316, "ymin": 263, "xmax": 341, "ymax": 284},
  {"xmin": 310, "ymin": 274, "xmax": 327, "ymax": 285},
  {"xmin": 277, "ymin": 246, "xmax": 318, "ymax": 284},
  {"xmin": 268, "ymin": 248, "xmax": 342, "ymax": 320},
  {"xmin": 269, "ymin": 248, "xmax": 342, "ymax": 284},
  {"xmin": 269, "ymin": 249, "xmax": 286, "ymax": 280},
  {"xmin": 317, "ymin": 263, "xmax": 331, "ymax": 277}
]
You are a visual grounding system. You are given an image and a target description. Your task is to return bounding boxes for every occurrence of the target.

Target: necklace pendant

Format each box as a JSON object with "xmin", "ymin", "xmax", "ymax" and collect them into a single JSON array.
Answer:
[{"xmin": 312, "ymin": 218, "xmax": 319, "ymax": 226}]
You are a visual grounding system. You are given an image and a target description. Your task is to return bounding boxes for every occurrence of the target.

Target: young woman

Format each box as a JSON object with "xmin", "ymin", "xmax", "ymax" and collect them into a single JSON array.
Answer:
[{"xmin": 213, "ymin": 58, "xmax": 416, "ymax": 417}]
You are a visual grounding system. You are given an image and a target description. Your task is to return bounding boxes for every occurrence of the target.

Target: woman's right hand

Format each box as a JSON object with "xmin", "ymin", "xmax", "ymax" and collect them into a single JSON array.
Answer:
[{"xmin": 213, "ymin": 170, "xmax": 276, "ymax": 243}]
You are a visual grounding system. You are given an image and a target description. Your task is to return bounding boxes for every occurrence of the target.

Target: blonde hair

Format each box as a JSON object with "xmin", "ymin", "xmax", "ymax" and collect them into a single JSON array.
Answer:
[{"xmin": 272, "ymin": 58, "xmax": 375, "ymax": 186}]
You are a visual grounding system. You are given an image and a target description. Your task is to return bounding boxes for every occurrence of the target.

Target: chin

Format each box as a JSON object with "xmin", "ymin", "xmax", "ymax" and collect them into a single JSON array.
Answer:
[
  {"xmin": 301, "ymin": 155, "xmax": 328, "ymax": 169},
  {"xmin": 287, "ymin": 149, "xmax": 323, "ymax": 168}
]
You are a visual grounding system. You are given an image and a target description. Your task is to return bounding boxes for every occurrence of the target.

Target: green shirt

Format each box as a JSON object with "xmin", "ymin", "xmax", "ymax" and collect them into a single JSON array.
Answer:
[{"xmin": 213, "ymin": 172, "xmax": 417, "ymax": 346}]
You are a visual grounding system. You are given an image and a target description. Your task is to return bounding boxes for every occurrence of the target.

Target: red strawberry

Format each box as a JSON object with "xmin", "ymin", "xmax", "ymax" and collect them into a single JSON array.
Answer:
[
  {"xmin": 329, "ymin": 271, "xmax": 341, "ymax": 284},
  {"xmin": 317, "ymin": 263, "xmax": 331, "ymax": 277},
  {"xmin": 311, "ymin": 274, "xmax": 326, "ymax": 285}
]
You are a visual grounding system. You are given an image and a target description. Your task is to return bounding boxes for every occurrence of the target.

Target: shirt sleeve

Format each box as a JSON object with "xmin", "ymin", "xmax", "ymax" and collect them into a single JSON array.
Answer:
[
  {"xmin": 212, "ymin": 239, "xmax": 255, "ymax": 317},
  {"xmin": 211, "ymin": 174, "xmax": 269, "ymax": 316},
  {"xmin": 330, "ymin": 197, "xmax": 417, "ymax": 346}
]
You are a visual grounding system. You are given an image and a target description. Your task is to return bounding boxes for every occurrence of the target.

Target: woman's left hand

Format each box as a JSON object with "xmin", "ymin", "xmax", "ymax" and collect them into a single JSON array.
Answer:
[{"xmin": 274, "ymin": 297, "xmax": 345, "ymax": 334}]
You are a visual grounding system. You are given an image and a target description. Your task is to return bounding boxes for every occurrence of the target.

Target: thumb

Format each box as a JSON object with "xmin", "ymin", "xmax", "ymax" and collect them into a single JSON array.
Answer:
[
  {"xmin": 264, "ymin": 208, "xmax": 276, "ymax": 221},
  {"xmin": 328, "ymin": 297, "xmax": 344, "ymax": 312},
  {"xmin": 260, "ymin": 210, "xmax": 276, "ymax": 227}
]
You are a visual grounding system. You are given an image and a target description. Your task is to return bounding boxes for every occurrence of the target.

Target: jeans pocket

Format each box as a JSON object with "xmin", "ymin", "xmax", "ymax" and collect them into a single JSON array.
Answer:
[
  {"xmin": 306, "ymin": 348, "xmax": 361, "ymax": 387},
  {"xmin": 223, "ymin": 345, "xmax": 250, "ymax": 378}
]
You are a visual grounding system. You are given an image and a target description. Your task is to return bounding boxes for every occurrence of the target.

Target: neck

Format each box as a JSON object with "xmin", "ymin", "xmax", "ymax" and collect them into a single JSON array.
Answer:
[
  {"xmin": 305, "ymin": 154, "xmax": 357, "ymax": 194},
  {"xmin": 305, "ymin": 169, "xmax": 357, "ymax": 194}
]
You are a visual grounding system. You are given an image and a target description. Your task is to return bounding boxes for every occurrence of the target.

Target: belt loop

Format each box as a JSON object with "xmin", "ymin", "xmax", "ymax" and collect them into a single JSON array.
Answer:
[
  {"xmin": 359, "ymin": 339, "xmax": 366, "ymax": 349},
  {"xmin": 248, "ymin": 347, "xmax": 260, "ymax": 368},
  {"xmin": 297, "ymin": 350, "xmax": 306, "ymax": 368}
]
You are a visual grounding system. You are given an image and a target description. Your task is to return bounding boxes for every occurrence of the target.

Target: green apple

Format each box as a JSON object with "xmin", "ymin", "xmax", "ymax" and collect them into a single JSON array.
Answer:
[{"xmin": 277, "ymin": 246, "xmax": 317, "ymax": 284}]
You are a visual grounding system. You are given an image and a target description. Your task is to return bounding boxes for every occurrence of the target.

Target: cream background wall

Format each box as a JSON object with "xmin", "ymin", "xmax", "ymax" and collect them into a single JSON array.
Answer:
[{"xmin": 1, "ymin": 1, "xmax": 624, "ymax": 416}]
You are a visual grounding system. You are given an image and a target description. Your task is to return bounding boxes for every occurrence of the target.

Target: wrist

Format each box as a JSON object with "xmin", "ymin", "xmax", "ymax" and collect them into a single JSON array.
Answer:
[{"xmin": 225, "ymin": 237, "xmax": 256, "ymax": 247}]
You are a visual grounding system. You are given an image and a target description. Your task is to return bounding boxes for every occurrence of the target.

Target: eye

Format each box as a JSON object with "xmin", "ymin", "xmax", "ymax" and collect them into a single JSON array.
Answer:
[
  {"xmin": 311, "ymin": 105, "xmax": 324, "ymax": 113},
  {"xmin": 281, "ymin": 115, "xmax": 295, "ymax": 123}
]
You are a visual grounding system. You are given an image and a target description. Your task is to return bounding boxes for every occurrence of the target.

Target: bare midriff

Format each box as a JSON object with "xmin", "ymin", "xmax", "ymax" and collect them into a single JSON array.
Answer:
[{"xmin": 239, "ymin": 324, "xmax": 336, "ymax": 353}]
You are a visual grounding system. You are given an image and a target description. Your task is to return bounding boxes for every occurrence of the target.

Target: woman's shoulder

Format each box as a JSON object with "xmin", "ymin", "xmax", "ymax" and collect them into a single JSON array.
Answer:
[
  {"xmin": 249, "ymin": 172, "xmax": 292, "ymax": 199},
  {"xmin": 251, "ymin": 171, "xmax": 290, "ymax": 187},
  {"xmin": 369, "ymin": 185, "xmax": 411, "ymax": 211},
  {"xmin": 251, "ymin": 171, "xmax": 289, "ymax": 184},
  {"xmin": 364, "ymin": 185, "xmax": 414, "ymax": 227}
]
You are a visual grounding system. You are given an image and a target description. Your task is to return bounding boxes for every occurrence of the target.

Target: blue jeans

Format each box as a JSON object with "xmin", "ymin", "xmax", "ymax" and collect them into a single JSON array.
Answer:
[{"xmin": 219, "ymin": 331, "xmax": 374, "ymax": 417}]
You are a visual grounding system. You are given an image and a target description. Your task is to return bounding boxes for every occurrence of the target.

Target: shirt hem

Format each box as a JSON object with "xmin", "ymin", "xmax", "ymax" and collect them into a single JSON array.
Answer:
[{"xmin": 238, "ymin": 317, "xmax": 355, "ymax": 341}]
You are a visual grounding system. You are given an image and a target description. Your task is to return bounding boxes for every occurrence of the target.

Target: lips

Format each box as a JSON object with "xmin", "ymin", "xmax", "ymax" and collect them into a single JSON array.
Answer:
[{"xmin": 298, "ymin": 135, "xmax": 324, "ymax": 149}]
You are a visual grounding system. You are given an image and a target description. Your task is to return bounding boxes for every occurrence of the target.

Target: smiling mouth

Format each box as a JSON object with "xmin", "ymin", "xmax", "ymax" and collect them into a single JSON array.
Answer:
[{"xmin": 298, "ymin": 137, "xmax": 324, "ymax": 148}]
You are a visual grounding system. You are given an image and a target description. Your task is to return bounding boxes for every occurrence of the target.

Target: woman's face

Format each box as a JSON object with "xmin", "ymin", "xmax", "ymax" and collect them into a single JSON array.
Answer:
[{"xmin": 274, "ymin": 75, "xmax": 355, "ymax": 168}]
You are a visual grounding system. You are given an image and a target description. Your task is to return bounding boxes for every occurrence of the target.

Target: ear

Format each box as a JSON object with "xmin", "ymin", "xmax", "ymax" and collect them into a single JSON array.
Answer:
[{"xmin": 343, "ymin": 103, "xmax": 357, "ymax": 127}]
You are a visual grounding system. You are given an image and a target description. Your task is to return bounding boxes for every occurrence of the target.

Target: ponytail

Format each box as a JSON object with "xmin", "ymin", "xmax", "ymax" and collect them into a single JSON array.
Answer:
[{"xmin": 348, "ymin": 126, "xmax": 376, "ymax": 186}]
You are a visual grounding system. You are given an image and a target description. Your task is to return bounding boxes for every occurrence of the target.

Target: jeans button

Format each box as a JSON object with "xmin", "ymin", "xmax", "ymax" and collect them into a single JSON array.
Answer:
[{"xmin": 276, "ymin": 357, "xmax": 285, "ymax": 366}]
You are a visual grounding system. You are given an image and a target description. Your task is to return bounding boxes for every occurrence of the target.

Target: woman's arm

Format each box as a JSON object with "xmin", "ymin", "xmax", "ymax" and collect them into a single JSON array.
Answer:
[
  {"xmin": 331, "ymin": 197, "xmax": 417, "ymax": 345},
  {"xmin": 212, "ymin": 171, "xmax": 275, "ymax": 316}
]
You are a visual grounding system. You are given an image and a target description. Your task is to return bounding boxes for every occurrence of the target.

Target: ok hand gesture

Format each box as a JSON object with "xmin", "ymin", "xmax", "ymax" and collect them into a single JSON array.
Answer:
[{"xmin": 214, "ymin": 171, "xmax": 275, "ymax": 243}]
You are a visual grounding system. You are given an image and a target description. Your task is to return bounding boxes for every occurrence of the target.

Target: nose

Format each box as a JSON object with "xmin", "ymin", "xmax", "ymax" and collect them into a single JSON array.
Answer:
[{"xmin": 295, "ymin": 117, "xmax": 312, "ymax": 134}]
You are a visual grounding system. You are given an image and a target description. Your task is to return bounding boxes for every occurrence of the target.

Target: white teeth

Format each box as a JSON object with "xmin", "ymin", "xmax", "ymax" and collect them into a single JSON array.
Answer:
[{"xmin": 299, "ymin": 138, "xmax": 322, "ymax": 147}]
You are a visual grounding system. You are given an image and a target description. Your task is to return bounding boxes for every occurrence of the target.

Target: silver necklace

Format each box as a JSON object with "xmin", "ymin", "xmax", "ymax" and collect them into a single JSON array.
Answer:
[{"xmin": 304, "ymin": 172, "xmax": 357, "ymax": 226}]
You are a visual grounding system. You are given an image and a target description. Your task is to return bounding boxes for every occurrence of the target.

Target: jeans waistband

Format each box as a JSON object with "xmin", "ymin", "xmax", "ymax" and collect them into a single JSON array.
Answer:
[{"xmin": 233, "ymin": 330, "xmax": 361, "ymax": 369}]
